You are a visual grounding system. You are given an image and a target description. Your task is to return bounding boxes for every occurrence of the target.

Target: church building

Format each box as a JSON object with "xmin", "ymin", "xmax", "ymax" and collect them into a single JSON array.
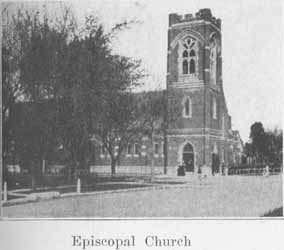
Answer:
[
  {"xmin": 91, "ymin": 9, "xmax": 243, "ymax": 175},
  {"xmin": 166, "ymin": 9, "xmax": 243, "ymax": 174}
]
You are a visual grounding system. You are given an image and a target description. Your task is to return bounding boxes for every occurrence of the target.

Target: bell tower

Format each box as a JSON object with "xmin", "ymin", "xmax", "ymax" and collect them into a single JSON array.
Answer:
[
  {"xmin": 166, "ymin": 9, "xmax": 233, "ymax": 173},
  {"xmin": 167, "ymin": 8, "xmax": 222, "ymax": 90}
]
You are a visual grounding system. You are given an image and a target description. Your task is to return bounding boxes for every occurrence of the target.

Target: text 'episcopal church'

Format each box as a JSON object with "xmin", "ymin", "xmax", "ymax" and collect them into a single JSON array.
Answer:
[{"xmin": 93, "ymin": 9, "xmax": 243, "ymax": 175}]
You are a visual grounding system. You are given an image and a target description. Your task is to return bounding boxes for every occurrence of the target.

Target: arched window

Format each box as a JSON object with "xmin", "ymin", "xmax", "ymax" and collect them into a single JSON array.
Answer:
[
  {"xmin": 183, "ymin": 143, "xmax": 193, "ymax": 153},
  {"xmin": 180, "ymin": 37, "xmax": 197, "ymax": 76},
  {"xmin": 183, "ymin": 97, "xmax": 192, "ymax": 118},
  {"xmin": 212, "ymin": 97, "xmax": 217, "ymax": 119},
  {"xmin": 183, "ymin": 50, "xmax": 188, "ymax": 57},
  {"xmin": 189, "ymin": 59, "xmax": 195, "ymax": 73},
  {"xmin": 183, "ymin": 60, "xmax": 188, "ymax": 74}
]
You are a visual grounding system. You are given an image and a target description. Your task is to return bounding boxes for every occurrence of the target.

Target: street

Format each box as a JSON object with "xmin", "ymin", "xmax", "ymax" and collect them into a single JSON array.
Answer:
[{"xmin": 3, "ymin": 175, "xmax": 282, "ymax": 217}]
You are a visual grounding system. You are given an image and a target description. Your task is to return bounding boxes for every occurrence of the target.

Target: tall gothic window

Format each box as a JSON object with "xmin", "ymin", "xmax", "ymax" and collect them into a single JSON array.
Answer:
[
  {"xmin": 212, "ymin": 97, "xmax": 217, "ymax": 119},
  {"xmin": 183, "ymin": 60, "xmax": 188, "ymax": 74},
  {"xmin": 154, "ymin": 143, "xmax": 159, "ymax": 155},
  {"xmin": 181, "ymin": 37, "xmax": 197, "ymax": 75},
  {"xmin": 189, "ymin": 59, "xmax": 195, "ymax": 73},
  {"xmin": 209, "ymin": 33, "xmax": 218, "ymax": 85},
  {"xmin": 183, "ymin": 97, "xmax": 192, "ymax": 118}
]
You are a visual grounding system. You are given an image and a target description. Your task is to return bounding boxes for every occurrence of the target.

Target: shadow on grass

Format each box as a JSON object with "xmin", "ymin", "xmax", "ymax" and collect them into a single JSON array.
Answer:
[{"xmin": 263, "ymin": 207, "xmax": 283, "ymax": 217}]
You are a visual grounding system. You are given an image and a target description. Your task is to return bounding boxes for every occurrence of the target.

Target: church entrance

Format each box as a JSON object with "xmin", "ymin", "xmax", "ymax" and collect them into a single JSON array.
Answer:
[
  {"xmin": 182, "ymin": 143, "xmax": 194, "ymax": 172},
  {"xmin": 211, "ymin": 153, "xmax": 220, "ymax": 175}
]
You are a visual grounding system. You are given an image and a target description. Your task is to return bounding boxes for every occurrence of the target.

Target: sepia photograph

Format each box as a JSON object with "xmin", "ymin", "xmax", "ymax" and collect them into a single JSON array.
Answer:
[{"xmin": 1, "ymin": 0, "xmax": 283, "ymax": 218}]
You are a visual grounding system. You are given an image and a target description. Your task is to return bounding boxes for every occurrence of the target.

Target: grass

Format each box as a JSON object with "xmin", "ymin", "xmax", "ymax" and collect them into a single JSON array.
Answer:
[
  {"xmin": 6, "ymin": 174, "xmax": 152, "ymax": 191},
  {"xmin": 7, "ymin": 183, "xmax": 149, "ymax": 197},
  {"xmin": 2, "ymin": 195, "xmax": 24, "ymax": 201}
]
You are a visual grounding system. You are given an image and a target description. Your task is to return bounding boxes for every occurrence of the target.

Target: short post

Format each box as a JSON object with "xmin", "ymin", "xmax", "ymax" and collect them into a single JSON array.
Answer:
[
  {"xmin": 42, "ymin": 159, "xmax": 46, "ymax": 173},
  {"xmin": 3, "ymin": 181, "xmax": 8, "ymax": 202},
  {"xmin": 77, "ymin": 178, "xmax": 81, "ymax": 194},
  {"xmin": 224, "ymin": 166, "xmax": 228, "ymax": 176}
]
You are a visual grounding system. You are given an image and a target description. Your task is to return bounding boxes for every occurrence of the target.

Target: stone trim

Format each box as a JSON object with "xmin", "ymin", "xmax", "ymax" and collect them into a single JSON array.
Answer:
[
  {"xmin": 171, "ymin": 81, "xmax": 204, "ymax": 89},
  {"xmin": 168, "ymin": 133, "xmax": 238, "ymax": 143},
  {"xmin": 170, "ymin": 29, "xmax": 206, "ymax": 49},
  {"xmin": 170, "ymin": 20, "xmax": 221, "ymax": 34},
  {"xmin": 169, "ymin": 128, "xmax": 223, "ymax": 134}
]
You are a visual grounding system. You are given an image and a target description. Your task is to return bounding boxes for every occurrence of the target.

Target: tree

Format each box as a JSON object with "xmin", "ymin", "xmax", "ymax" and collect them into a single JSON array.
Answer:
[
  {"xmin": 11, "ymin": 101, "xmax": 59, "ymax": 187},
  {"xmin": 139, "ymin": 89, "xmax": 181, "ymax": 175},
  {"xmin": 91, "ymin": 54, "xmax": 144, "ymax": 176},
  {"xmin": 3, "ymin": 4, "xmax": 144, "ymax": 179},
  {"xmin": 2, "ymin": 4, "xmax": 76, "ymax": 155},
  {"xmin": 265, "ymin": 129, "xmax": 282, "ymax": 165},
  {"xmin": 139, "ymin": 90, "xmax": 164, "ymax": 178},
  {"xmin": 2, "ymin": 5, "xmax": 26, "ymax": 157},
  {"xmin": 249, "ymin": 122, "xmax": 267, "ymax": 163},
  {"xmin": 245, "ymin": 122, "xmax": 282, "ymax": 166},
  {"xmin": 51, "ymin": 16, "xmax": 111, "ymax": 178},
  {"xmin": 93, "ymin": 92, "xmax": 142, "ymax": 176},
  {"xmin": 2, "ymin": 3, "xmax": 76, "ymax": 185},
  {"xmin": 244, "ymin": 142, "xmax": 254, "ymax": 164},
  {"xmin": 55, "ymin": 15, "xmax": 144, "ymax": 177}
]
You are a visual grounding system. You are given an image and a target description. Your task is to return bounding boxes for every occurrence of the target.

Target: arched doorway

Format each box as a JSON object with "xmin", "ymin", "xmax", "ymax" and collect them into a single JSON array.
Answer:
[{"xmin": 183, "ymin": 143, "xmax": 194, "ymax": 172}]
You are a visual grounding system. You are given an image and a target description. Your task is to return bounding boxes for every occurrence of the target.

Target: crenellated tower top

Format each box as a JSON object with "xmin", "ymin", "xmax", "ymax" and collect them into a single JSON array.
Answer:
[{"xmin": 169, "ymin": 9, "xmax": 221, "ymax": 29}]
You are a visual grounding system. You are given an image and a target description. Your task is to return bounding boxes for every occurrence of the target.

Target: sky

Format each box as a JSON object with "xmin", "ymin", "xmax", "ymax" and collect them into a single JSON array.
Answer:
[
  {"xmin": 4, "ymin": 0, "xmax": 283, "ymax": 142},
  {"xmin": 71, "ymin": 0, "xmax": 283, "ymax": 142}
]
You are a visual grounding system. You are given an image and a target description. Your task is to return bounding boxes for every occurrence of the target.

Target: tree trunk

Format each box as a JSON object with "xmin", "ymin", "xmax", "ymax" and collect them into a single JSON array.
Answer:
[
  {"xmin": 31, "ymin": 174, "xmax": 36, "ymax": 190},
  {"xmin": 111, "ymin": 159, "xmax": 116, "ymax": 177},
  {"xmin": 67, "ymin": 161, "xmax": 73, "ymax": 182},
  {"xmin": 31, "ymin": 162, "xmax": 38, "ymax": 190}
]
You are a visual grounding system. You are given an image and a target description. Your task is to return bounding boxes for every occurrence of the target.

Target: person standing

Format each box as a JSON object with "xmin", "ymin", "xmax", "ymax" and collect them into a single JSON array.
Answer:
[{"xmin": 198, "ymin": 165, "xmax": 202, "ymax": 184}]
